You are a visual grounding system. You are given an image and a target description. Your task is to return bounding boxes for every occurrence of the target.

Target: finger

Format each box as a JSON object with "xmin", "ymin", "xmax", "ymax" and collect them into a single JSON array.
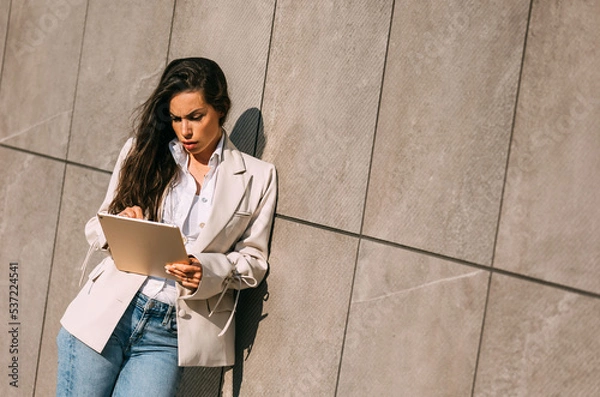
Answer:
[
  {"xmin": 118, "ymin": 209, "xmax": 131, "ymax": 217},
  {"xmin": 165, "ymin": 267, "xmax": 187, "ymax": 279},
  {"xmin": 168, "ymin": 263, "xmax": 201, "ymax": 273},
  {"xmin": 176, "ymin": 270, "xmax": 199, "ymax": 282},
  {"xmin": 118, "ymin": 206, "xmax": 144, "ymax": 219},
  {"xmin": 178, "ymin": 264, "xmax": 201, "ymax": 274},
  {"xmin": 172, "ymin": 272, "xmax": 199, "ymax": 290},
  {"xmin": 131, "ymin": 206, "xmax": 144, "ymax": 219},
  {"xmin": 165, "ymin": 265, "xmax": 185, "ymax": 277},
  {"xmin": 181, "ymin": 280, "xmax": 199, "ymax": 290},
  {"xmin": 165, "ymin": 266, "xmax": 200, "ymax": 282}
]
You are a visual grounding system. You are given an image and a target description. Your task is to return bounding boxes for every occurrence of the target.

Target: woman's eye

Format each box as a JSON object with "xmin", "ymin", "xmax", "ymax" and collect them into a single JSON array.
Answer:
[{"xmin": 170, "ymin": 114, "xmax": 203, "ymax": 122}]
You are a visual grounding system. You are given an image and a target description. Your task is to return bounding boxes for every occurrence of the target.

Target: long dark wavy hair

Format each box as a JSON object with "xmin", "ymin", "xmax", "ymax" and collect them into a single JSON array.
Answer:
[{"xmin": 108, "ymin": 57, "xmax": 231, "ymax": 220}]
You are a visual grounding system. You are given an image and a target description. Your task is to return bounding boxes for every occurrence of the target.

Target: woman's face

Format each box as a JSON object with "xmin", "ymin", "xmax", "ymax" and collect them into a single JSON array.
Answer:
[{"xmin": 169, "ymin": 91, "xmax": 223, "ymax": 161}]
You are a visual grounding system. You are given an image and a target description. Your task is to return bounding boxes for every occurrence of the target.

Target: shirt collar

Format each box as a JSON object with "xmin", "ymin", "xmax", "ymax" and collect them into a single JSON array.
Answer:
[{"xmin": 169, "ymin": 132, "xmax": 225, "ymax": 169}]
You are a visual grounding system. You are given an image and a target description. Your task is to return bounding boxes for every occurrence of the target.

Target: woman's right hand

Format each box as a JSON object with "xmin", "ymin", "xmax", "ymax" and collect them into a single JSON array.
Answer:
[{"xmin": 118, "ymin": 205, "xmax": 144, "ymax": 219}]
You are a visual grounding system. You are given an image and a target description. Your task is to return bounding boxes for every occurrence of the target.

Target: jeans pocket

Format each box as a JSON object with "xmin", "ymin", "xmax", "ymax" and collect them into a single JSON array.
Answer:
[{"xmin": 166, "ymin": 315, "xmax": 178, "ymax": 335}]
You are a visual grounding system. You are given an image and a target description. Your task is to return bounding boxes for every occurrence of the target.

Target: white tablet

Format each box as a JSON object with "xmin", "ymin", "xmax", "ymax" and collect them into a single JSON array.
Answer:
[{"xmin": 97, "ymin": 212, "xmax": 188, "ymax": 280}]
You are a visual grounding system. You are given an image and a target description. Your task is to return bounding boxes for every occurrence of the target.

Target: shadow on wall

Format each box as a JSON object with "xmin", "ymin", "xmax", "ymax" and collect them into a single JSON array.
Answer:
[
  {"xmin": 231, "ymin": 279, "xmax": 270, "ymax": 396},
  {"xmin": 176, "ymin": 108, "xmax": 271, "ymax": 397},
  {"xmin": 229, "ymin": 107, "xmax": 266, "ymax": 158}
]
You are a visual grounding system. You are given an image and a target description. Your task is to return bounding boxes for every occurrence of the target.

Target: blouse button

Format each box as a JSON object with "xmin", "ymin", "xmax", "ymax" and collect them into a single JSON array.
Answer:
[
  {"xmin": 178, "ymin": 309, "xmax": 187, "ymax": 317},
  {"xmin": 199, "ymin": 223, "xmax": 205, "ymax": 228}
]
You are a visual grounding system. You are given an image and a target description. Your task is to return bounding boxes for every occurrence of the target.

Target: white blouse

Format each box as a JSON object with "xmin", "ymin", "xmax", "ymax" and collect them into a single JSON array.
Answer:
[{"xmin": 139, "ymin": 135, "xmax": 224, "ymax": 304}]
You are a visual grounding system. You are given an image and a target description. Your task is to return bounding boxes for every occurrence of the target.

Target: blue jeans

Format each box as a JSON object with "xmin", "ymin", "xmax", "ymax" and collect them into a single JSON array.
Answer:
[{"xmin": 56, "ymin": 292, "xmax": 182, "ymax": 397}]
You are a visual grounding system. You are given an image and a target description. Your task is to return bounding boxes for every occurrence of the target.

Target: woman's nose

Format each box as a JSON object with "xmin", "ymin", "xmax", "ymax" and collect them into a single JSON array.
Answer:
[{"xmin": 181, "ymin": 119, "xmax": 192, "ymax": 136}]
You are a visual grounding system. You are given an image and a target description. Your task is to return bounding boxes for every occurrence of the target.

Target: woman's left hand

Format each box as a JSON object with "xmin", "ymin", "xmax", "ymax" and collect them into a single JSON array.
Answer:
[{"xmin": 165, "ymin": 257, "xmax": 203, "ymax": 291}]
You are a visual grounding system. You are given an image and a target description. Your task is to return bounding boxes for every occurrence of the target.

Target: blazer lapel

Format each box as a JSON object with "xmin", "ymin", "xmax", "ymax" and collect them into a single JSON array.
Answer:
[{"xmin": 193, "ymin": 135, "xmax": 248, "ymax": 252}]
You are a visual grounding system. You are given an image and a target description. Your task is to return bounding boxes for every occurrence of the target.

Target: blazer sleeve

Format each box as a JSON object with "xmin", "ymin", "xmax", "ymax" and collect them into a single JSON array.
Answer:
[
  {"xmin": 184, "ymin": 164, "xmax": 277, "ymax": 301},
  {"xmin": 84, "ymin": 138, "xmax": 134, "ymax": 249}
]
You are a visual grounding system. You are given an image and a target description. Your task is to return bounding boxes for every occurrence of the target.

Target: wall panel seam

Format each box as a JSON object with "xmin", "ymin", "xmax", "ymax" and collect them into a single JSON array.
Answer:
[
  {"xmin": 33, "ymin": 0, "xmax": 91, "ymax": 393},
  {"xmin": 469, "ymin": 1, "xmax": 536, "ymax": 394},
  {"xmin": 470, "ymin": 271, "xmax": 494, "ymax": 397},
  {"xmin": 0, "ymin": 0, "xmax": 12, "ymax": 92},
  {"xmin": 165, "ymin": 0, "xmax": 177, "ymax": 63},
  {"xmin": 488, "ymin": 0, "xmax": 535, "ymax": 268},
  {"xmin": 0, "ymin": 143, "xmax": 112, "ymax": 174},
  {"xmin": 333, "ymin": 0, "xmax": 397, "ymax": 394},
  {"xmin": 255, "ymin": 0, "xmax": 278, "ymax": 158},
  {"xmin": 276, "ymin": 214, "xmax": 600, "ymax": 300},
  {"xmin": 63, "ymin": 0, "xmax": 91, "ymax": 162}
]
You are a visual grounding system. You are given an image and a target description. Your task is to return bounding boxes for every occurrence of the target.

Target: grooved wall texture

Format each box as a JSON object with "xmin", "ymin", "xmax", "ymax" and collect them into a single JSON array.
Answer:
[{"xmin": 0, "ymin": 1, "xmax": 598, "ymax": 396}]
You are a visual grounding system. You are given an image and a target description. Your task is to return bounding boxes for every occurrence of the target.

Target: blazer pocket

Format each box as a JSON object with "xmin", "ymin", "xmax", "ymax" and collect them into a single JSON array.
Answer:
[
  {"xmin": 233, "ymin": 210, "xmax": 251, "ymax": 217},
  {"xmin": 224, "ymin": 211, "xmax": 252, "ymax": 239}
]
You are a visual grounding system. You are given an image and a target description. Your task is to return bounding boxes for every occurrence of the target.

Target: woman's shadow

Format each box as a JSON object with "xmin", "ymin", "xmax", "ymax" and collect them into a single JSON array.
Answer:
[{"xmin": 177, "ymin": 108, "xmax": 271, "ymax": 397}]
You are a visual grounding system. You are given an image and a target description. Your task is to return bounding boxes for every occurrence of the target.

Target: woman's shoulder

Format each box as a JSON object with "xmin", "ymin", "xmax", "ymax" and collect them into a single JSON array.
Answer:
[
  {"xmin": 109, "ymin": 137, "xmax": 135, "ymax": 168},
  {"xmin": 232, "ymin": 151, "xmax": 276, "ymax": 190},
  {"xmin": 118, "ymin": 136, "xmax": 135, "ymax": 157}
]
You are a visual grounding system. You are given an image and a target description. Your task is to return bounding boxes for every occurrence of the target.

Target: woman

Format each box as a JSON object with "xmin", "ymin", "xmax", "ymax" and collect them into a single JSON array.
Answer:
[{"xmin": 57, "ymin": 57, "xmax": 277, "ymax": 396}]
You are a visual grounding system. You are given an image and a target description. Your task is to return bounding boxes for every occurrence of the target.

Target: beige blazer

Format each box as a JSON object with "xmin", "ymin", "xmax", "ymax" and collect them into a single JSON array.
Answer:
[{"xmin": 60, "ymin": 134, "xmax": 277, "ymax": 367}]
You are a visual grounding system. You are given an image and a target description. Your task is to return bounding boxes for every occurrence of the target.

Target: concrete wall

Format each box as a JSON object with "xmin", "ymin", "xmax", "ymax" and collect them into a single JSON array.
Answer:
[{"xmin": 1, "ymin": 1, "xmax": 599, "ymax": 396}]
